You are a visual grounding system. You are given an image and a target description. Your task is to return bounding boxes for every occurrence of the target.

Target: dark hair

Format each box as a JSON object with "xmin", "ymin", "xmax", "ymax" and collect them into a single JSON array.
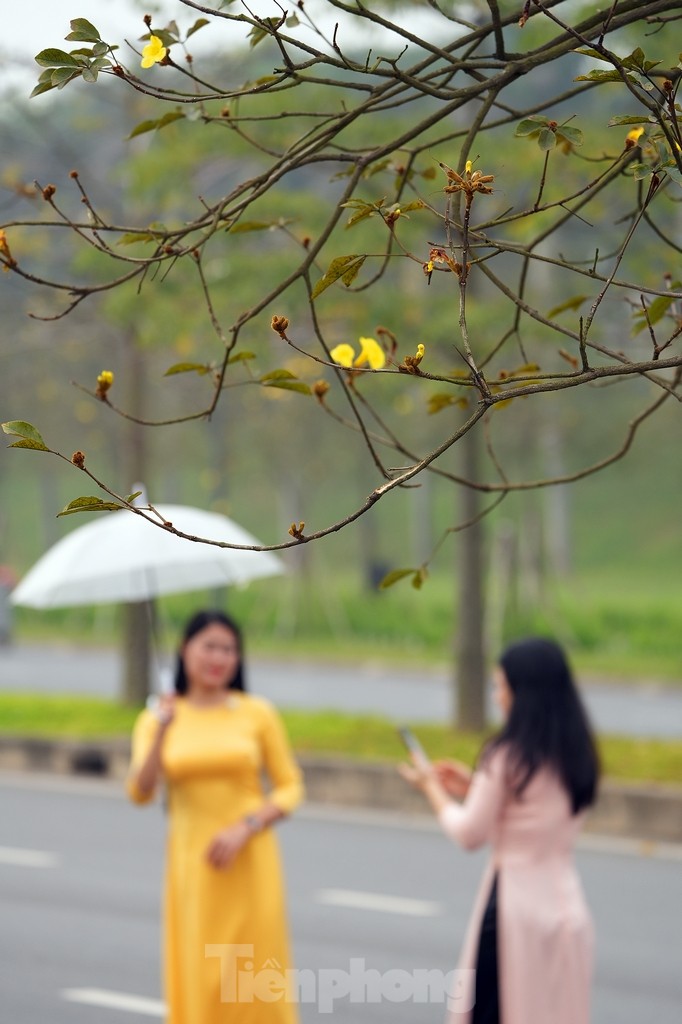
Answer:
[
  {"xmin": 174, "ymin": 610, "xmax": 246, "ymax": 695},
  {"xmin": 487, "ymin": 637, "xmax": 599, "ymax": 814}
]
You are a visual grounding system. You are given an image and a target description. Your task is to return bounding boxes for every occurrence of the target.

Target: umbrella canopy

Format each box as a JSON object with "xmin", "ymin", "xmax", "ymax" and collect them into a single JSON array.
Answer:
[{"xmin": 11, "ymin": 504, "xmax": 284, "ymax": 609}]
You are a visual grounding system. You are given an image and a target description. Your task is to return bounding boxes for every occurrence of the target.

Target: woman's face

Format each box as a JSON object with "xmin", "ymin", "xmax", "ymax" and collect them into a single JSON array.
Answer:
[
  {"xmin": 493, "ymin": 666, "xmax": 514, "ymax": 719},
  {"xmin": 182, "ymin": 623, "xmax": 240, "ymax": 692}
]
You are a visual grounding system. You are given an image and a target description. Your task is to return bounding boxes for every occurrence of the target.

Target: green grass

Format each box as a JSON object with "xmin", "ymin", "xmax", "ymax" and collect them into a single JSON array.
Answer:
[{"xmin": 1, "ymin": 694, "xmax": 680, "ymax": 787}]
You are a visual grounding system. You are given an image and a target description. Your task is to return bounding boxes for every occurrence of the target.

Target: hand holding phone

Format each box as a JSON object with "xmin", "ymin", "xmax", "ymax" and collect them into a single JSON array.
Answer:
[{"xmin": 397, "ymin": 726, "xmax": 431, "ymax": 769}]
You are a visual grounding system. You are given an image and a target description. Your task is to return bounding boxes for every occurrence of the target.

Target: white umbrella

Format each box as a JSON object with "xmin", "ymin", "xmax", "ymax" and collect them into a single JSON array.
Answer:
[{"xmin": 11, "ymin": 504, "xmax": 284, "ymax": 609}]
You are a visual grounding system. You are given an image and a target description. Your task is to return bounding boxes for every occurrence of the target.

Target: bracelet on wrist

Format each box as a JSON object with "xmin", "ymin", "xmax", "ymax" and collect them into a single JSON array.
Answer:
[{"xmin": 243, "ymin": 814, "xmax": 264, "ymax": 834}]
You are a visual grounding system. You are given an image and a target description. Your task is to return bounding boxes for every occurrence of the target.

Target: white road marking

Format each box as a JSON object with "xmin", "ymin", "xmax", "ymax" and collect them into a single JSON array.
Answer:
[
  {"xmin": 0, "ymin": 845, "xmax": 58, "ymax": 868},
  {"xmin": 316, "ymin": 887, "xmax": 442, "ymax": 917},
  {"xmin": 62, "ymin": 988, "xmax": 164, "ymax": 1016}
]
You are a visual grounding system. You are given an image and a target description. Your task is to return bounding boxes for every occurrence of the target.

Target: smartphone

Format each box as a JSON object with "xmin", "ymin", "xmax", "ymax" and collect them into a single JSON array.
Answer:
[{"xmin": 397, "ymin": 726, "xmax": 430, "ymax": 765}]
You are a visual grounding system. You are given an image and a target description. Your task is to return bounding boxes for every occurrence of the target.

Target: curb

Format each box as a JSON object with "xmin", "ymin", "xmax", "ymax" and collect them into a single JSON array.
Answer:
[{"xmin": 1, "ymin": 735, "xmax": 681, "ymax": 844}]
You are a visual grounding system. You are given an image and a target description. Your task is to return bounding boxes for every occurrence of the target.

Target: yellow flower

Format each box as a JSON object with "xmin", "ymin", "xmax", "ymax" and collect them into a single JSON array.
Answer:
[
  {"xmin": 330, "ymin": 344, "xmax": 355, "ymax": 368},
  {"xmin": 625, "ymin": 126, "xmax": 645, "ymax": 149},
  {"xmin": 141, "ymin": 35, "xmax": 167, "ymax": 69},
  {"xmin": 354, "ymin": 336, "xmax": 386, "ymax": 370},
  {"xmin": 96, "ymin": 370, "xmax": 114, "ymax": 398},
  {"xmin": 330, "ymin": 337, "xmax": 386, "ymax": 371}
]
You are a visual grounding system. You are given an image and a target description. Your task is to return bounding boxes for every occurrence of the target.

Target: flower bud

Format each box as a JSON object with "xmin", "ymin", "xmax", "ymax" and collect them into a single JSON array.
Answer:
[
  {"xmin": 271, "ymin": 315, "xmax": 290, "ymax": 336},
  {"xmin": 71, "ymin": 450, "xmax": 86, "ymax": 469}
]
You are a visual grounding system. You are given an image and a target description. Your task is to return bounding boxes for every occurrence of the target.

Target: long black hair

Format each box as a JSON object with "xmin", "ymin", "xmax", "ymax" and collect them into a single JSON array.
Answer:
[
  {"xmin": 487, "ymin": 637, "xmax": 599, "ymax": 814},
  {"xmin": 174, "ymin": 610, "xmax": 247, "ymax": 695}
]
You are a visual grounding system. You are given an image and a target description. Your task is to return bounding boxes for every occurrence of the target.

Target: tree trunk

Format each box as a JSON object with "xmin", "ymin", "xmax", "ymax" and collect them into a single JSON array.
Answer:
[
  {"xmin": 121, "ymin": 600, "xmax": 153, "ymax": 705},
  {"xmin": 454, "ymin": 424, "xmax": 487, "ymax": 731},
  {"xmin": 121, "ymin": 330, "xmax": 152, "ymax": 705}
]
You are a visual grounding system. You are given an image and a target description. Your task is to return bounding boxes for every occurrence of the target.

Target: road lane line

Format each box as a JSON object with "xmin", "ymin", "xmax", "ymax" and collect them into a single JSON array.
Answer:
[
  {"xmin": 62, "ymin": 988, "xmax": 164, "ymax": 1016},
  {"xmin": 316, "ymin": 887, "xmax": 442, "ymax": 917},
  {"xmin": 0, "ymin": 845, "xmax": 58, "ymax": 868}
]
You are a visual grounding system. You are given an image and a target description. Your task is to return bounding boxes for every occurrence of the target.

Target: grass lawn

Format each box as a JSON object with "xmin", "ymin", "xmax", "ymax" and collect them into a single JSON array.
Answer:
[{"xmin": 0, "ymin": 694, "xmax": 680, "ymax": 788}]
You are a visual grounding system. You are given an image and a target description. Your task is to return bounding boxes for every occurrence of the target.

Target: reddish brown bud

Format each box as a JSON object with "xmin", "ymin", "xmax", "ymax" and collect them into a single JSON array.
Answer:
[
  {"xmin": 71, "ymin": 450, "xmax": 86, "ymax": 469},
  {"xmin": 41, "ymin": 184, "xmax": 56, "ymax": 201},
  {"xmin": 69, "ymin": 170, "xmax": 79, "ymax": 179},
  {"xmin": 312, "ymin": 380, "xmax": 330, "ymax": 403},
  {"xmin": 271, "ymin": 315, "xmax": 290, "ymax": 336},
  {"xmin": 144, "ymin": 13, "xmax": 152, "ymax": 27}
]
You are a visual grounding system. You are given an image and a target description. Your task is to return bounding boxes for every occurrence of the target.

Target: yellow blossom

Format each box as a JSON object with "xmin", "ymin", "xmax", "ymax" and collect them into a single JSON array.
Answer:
[
  {"xmin": 354, "ymin": 336, "xmax": 386, "ymax": 370},
  {"xmin": 141, "ymin": 35, "xmax": 167, "ymax": 69},
  {"xmin": 330, "ymin": 344, "xmax": 355, "ymax": 368},
  {"xmin": 625, "ymin": 126, "xmax": 645, "ymax": 149},
  {"xmin": 96, "ymin": 370, "xmax": 114, "ymax": 398}
]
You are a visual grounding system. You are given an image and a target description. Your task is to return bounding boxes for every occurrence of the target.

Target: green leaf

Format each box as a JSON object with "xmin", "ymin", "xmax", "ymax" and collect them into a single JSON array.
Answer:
[
  {"xmin": 2, "ymin": 420, "xmax": 48, "ymax": 446},
  {"xmin": 664, "ymin": 165, "xmax": 682, "ymax": 188},
  {"xmin": 632, "ymin": 163, "xmax": 654, "ymax": 180},
  {"xmin": 118, "ymin": 232, "xmax": 162, "ymax": 246},
  {"xmin": 263, "ymin": 380, "xmax": 312, "ymax": 395},
  {"xmin": 537, "ymin": 127, "xmax": 557, "ymax": 151},
  {"xmin": 260, "ymin": 369, "xmax": 297, "ymax": 382},
  {"xmin": 7, "ymin": 439, "xmax": 50, "ymax": 452},
  {"xmin": 187, "ymin": 18, "xmax": 210, "ymax": 39},
  {"xmin": 286, "ymin": 14, "xmax": 300, "ymax": 28},
  {"xmin": 34, "ymin": 48, "xmax": 79, "ymax": 68},
  {"xmin": 547, "ymin": 295, "xmax": 589, "ymax": 317},
  {"xmin": 65, "ymin": 18, "xmax": 102, "ymax": 43},
  {"xmin": 164, "ymin": 362, "xmax": 211, "ymax": 376},
  {"xmin": 248, "ymin": 25, "xmax": 268, "ymax": 49},
  {"xmin": 125, "ymin": 491, "xmax": 143, "ymax": 503},
  {"xmin": 515, "ymin": 116, "xmax": 549, "ymax": 137},
  {"xmin": 341, "ymin": 256, "xmax": 366, "ymax": 287},
  {"xmin": 52, "ymin": 67, "xmax": 80, "ymax": 89},
  {"xmin": 228, "ymin": 220, "xmax": 275, "ymax": 233},
  {"xmin": 557, "ymin": 125, "xmax": 583, "ymax": 147},
  {"xmin": 632, "ymin": 288, "xmax": 682, "ymax": 333},
  {"xmin": 31, "ymin": 79, "xmax": 57, "ymax": 99},
  {"xmin": 311, "ymin": 254, "xmax": 366, "ymax": 299},
  {"xmin": 128, "ymin": 111, "xmax": 185, "ymax": 139},
  {"xmin": 427, "ymin": 393, "xmax": 456, "ymax": 415},
  {"xmin": 398, "ymin": 200, "xmax": 426, "ymax": 213},
  {"xmin": 412, "ymin": 567, "xmax": 428, "ymax": 590},
  {"xmin": 92, "ymin": 41, "xmax": 109, "ymax": 57},
  {"xmin": 81, "ymin": 67, "xmax": 98, "ymax": 84},
  {"xmin": 57, "ymin": 497, "xmax": 123, "ymax": 517},
  {"xmin": 574, "ymin": 48, "xmax": 608, "ymax": 62},
  {"xmin": 227, "ymin": 351, "xmax": 256, "ymax": 363},
  {"xmin": 574, "ymin": 69, "xmax": 627, "ymax": 83},
  {"xmin": 607, "ymin": 115, "xmax": 653, "ymax": 127},
  {"xmin": 379, "ymin": 568, "xmax": 416, "ymax": 590}
]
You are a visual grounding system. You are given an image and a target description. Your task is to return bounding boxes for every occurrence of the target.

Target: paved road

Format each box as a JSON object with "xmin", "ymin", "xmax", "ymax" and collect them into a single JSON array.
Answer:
[
  {"xmin": 1, "ymin": 642, "xmax": 681, "ymax": 737},
  {"xmin": 1, "ymin": 773, "xmax": 680, "ymax": 1023}
]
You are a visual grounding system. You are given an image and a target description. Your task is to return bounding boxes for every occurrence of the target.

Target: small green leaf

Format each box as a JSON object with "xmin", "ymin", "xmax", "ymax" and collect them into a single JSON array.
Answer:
[
  {"xmin": 557, "ymin": 125, "xmax": 583, "ymax": 147},
  {"xmin": 412, "ymin": 567, "xmax": 428, "ymax": 590},
  {"xmin": 260, "ymin": 369, "xmax": 297, "ymax": 382},
  {"xmin": 427, "ymin": 393, "xmax": 457, "ymax": 415},
  {"xmin": 31, "ymin": 79, "xmax": 57, "ymax": 98},
  {"xmin": 34, "ymin": 48, "xmax": 79, "ymax": 68},
  {"xmin": 2, "ymin": 420, "xmax": 48, "ymax": 446},
  {"xmin": 187, "ymin": 18, "xmax": 210, "ymax": 39},
  {"xmin": 65, "ymin": 18, "xmax": 102, "ymax": 43},
  {"xmin": 8, "ymin": 439, "xmax": 50, "ymax": 452},
  {"xmin": 81, "ymin": 67, "xmax": 98, "ymax": 84},
  {"xmin": 228, "ymin": 220, "xmax": 275, "ymax": 233},
  {"xmin": 515, "ymin": 116, "xmax": 549, "ymax": 137},
  {"xmin": 607, "ymin": 115, "xmax": 653, "ymax": 127},
  {"xmin": 632, "ymin": 288, "xmax": 682, "ymax": 334},
  {"xmin": 118, "ymin": 231, "xmax": 162, "ymax": 246},
  {"xmin": 379, "ymin": 568, "xmax": 416, "ymax": 590},
  {"xmin": 57, "ymin": 497, "xmax": 123, "ymax": 517},
  {"xmin": 574, "ymin": 69, "xmax": 628, "ymax": 83},
  {"xmin": 537, "ymin": 127, "xmax": 557, "ymax": 151},
  {"xmin": 286, "ymin": 14, "xmax": 300, "ymax": 28},
  {"xmin": 263, "ymin": 380, "xmax": 312, "ymax": 395},
  {"xmin": 164, "ymin": 362, "xmax": 211, "ymax": 376},
  {"xmin": 547, "ymin": 295, "xmax": 589, "ymax": 318},
  {"xmin": 574, "ymin": 48, "xmax": 607, "ymax": 62},
  {"xmin": 399, "ymin": 200, "xmax": 426, "ymax": 213},
  {"xmin": 125, "ymin": 491, "xmax": 143, "ymax": 503},
  {"xmin": 227, "ymin": 351, "xmax": 256, "ymax": 363},
  {"xmin": 311, "ymin": 254, "xmax": 366, "ymax": 299},
  {"xmin": 92, "ymin": 41, "xmax": 109, "ymax": 57},
  {"xmin": 128, "ymin": 111, "xmax": 184, "ymax": 139},
  {"xmin": 52, "ymin": 67, "xmax": 80, "ymax": 89},
  {"xmin": 341, "ymin": 255, "xmax": 366, "ymax": 287}
]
